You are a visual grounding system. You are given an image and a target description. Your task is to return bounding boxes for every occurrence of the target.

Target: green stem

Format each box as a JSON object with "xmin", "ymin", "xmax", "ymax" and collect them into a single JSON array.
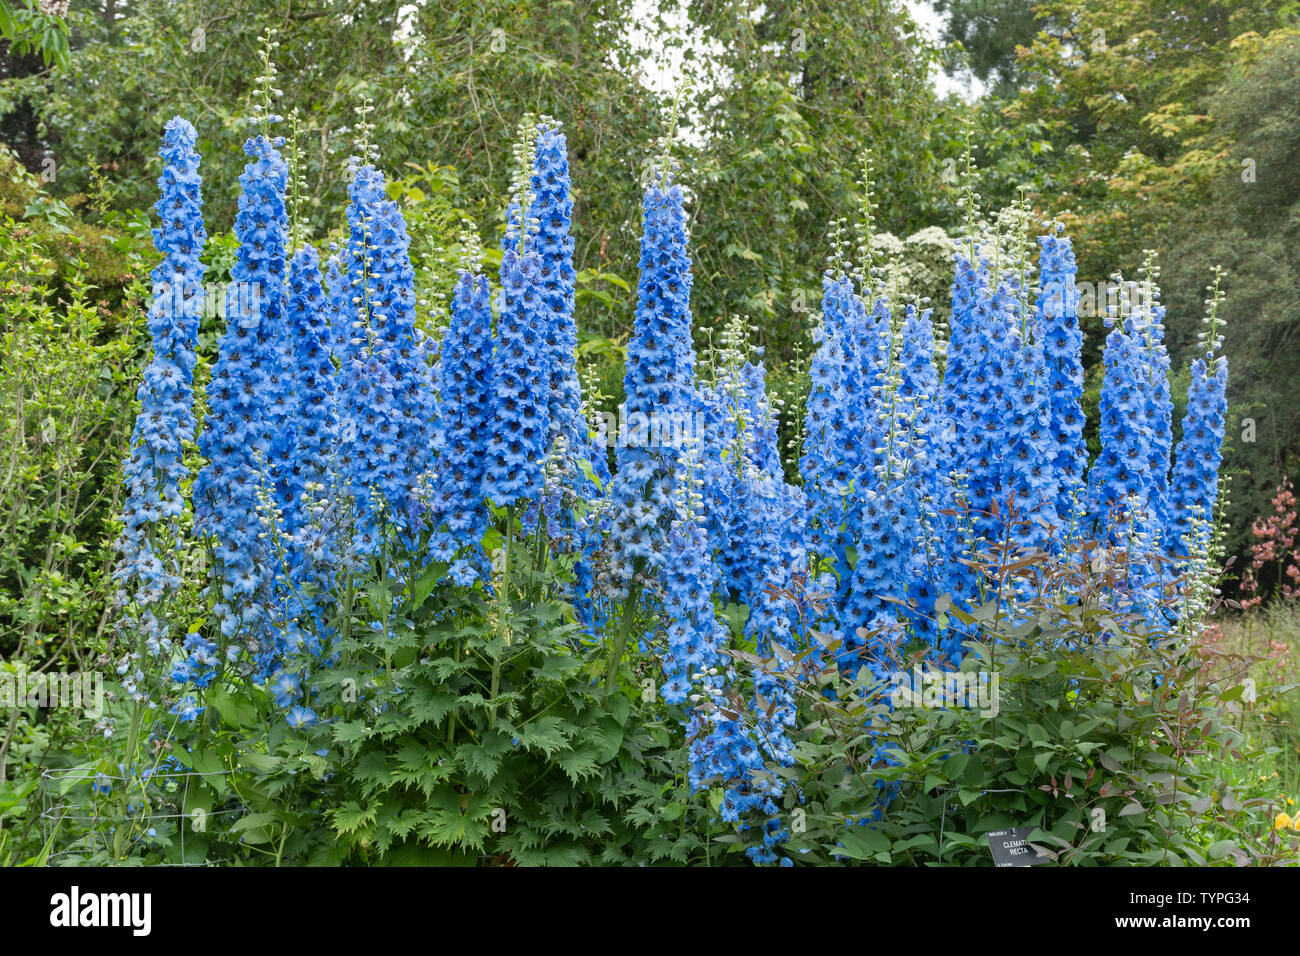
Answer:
[
  {"xmin": 112, "ymin": 698, "xmax": 144, "ymax": 860},
  {"xmin": 531, "ymin": 510, "xmax": 550, "ymax": 601},
  {"xmin": 606, "ymin": 577, "xmax": 642, "ymax": 694},
  {"xmin": 447, "ymin": 638, "xmax": 460, "ymax": 749},
  {"xmin": 340, "ymin": 578, "xmax": 355, "ymax": 662},
  {"xmin": 491, "ymin": 507, "xmax": 515, "ymax": 716}
]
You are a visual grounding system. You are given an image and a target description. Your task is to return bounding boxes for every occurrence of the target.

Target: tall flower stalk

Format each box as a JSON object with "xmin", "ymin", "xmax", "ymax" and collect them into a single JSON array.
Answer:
[
  {"xmin": 193, "ymin": 130, "xmax": 288, "ymax": 682},
  {"xmin": 113, "ymin": 116, "xmax": 206, "ymax": 712}
]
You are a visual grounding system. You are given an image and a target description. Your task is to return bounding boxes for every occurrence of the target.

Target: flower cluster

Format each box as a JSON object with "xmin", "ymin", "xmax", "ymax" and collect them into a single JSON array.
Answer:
[
  {"xmin": 193, "ymin": 132, "xmax": 289, "ymax": 683},
  {"xmin": 278, "ymin": 245, "xmax": 338, "ymax": 540},
  {"xmin": 659, "ymin": 466, "xmax": 727, "ymax": 706},
  {"xmin": 1034, "ymin": 233, "xmax": 1086, "ymax": 530},
  {"xmin": 481, "ymin": 242, "xmax": 549, "ymax": 508},
  {"xmin": 482, "ymin": 134, "xmax": 551, "ymax": 511},
  {"xmin": 1168, "ymin": 275, "xmax": 1229, "ymax": 565},
  {"xmin": 113, "ymin": 117, "xmax": 206, "ymax": 705},
  {"xmin": 532, "ymin": 119, "xmax": 586, "ymax": 471},
  {"xmin": 602, "ymin": 172, "xmax": 697, "ymax": 596},
  {"xmin": 999, "ymin": 285, "xmax": 1056, "ymax": 554},
  {"xmin": 339, "ymin": 163, "xmax": 433, "ymax": 530},
  {"xmin": 430, "ymin": 267, "xmax": 496, "ymax": 583},
  {"xmin": 1086, "ymin": 311, "xmax": 1156, "ymax": 545},
  {"xmin": 1240, "ymin": 479, "xmax": 1299, "ymax": 610},
  {"xmin": 1135, "ymin": 264, "xmax": 1173, "ymax": 539},
  {"xmin": 800, "ymin": 270, "xmax": 879, "ymax": 597},
  {"xmin": 123, "ymin": 111, "xmax": 1236, "ymax": 866}
]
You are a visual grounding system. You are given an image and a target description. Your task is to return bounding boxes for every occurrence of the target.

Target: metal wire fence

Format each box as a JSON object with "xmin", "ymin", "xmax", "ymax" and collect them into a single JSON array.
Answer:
[{"xmin": 40, "ymin": 767, "xmax": 244, "ymax": 866}]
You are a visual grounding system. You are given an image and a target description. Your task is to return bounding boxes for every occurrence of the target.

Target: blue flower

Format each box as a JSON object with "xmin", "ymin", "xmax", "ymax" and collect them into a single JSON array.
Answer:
[
  {"xmin": 532, "ymin": 120, "xmax": 586, "ymax": 466},
  {"xmin": 270, "ymin": 670, "xmax": 303, "ymax": 708},
  {"xmin": 429, "ymin": 268, "xmax": 496, "ymax": 580},
  {"xmin": 1133, "ymin": 276, "xmax": 1173, "ymax": 541},
  {"xmin": 286, "ymin": 705, "xmax": 318, "ymax": 729},
  {"xmin": 1086, "ymin": 313, "xmax": 1156, "ymax": 539},
  {"xmin": 997, "ymin": 281, "xmax": 1058, "ymax": 554},
  {"xmin": 799, "ymin": 269, "xmax": 873, "ymax": 588},
  {"xmin": 482, "ymin": 207, "xmax": 550, "ymax": 509},
  {"xmin": 171, "ymin": 695, "xmax": 203, "ymax": 723},
  {"xmin": 658, "ymin": 513, "xmax": 726, "ymax": 707},
  {"xmin": 194, "ymin": 132, "xmax": 289, "ymax": 682},
  {"xmin": 603, "ymin": 171, "xmax": 698, "ymax": 596},
  {"xmin": 1035, "ymin": 233, "xmax": 1087, "ymax": 531},
  {"xmin": 276, "ymin": 245, "xmax": 338, "ymax": 539},
  {"xmin": 337, "ymin": 163, "xmax": 435, "ymax": 541},
  {"xmin": 939, "ymin": 249, "xmax": 996, "ymax": 493},
  {"xmin": 1167, "ymin": 288, "xmax": 1228, "ymax": 568},
  {"xmin": 113, "ymin": 117, "xmax": 207, "ymax": 704}
]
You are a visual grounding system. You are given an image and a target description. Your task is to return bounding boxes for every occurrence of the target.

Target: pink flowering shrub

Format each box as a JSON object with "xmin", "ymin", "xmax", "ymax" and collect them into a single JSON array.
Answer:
[{"xmin": 1240, "ymin": 479, "xmax": 1300, "ymax": 610}]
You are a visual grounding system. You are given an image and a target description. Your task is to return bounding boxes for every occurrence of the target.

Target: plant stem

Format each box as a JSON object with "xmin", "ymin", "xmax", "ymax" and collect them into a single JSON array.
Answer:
[
  {"xmin": 112, "ymin": 698, "xmax": 144, "ymax": 860},
  {"xmin": 606, "ymin": 576, "xmax": 642, "ymax": 694},
  {"xmin": 491, "ymin": 506, "xmax": 515, "ymax": 717},
  {"xmin": 531, "ymin": 510, "xmax": 549, "ymax": 602},
  {"xmin": 447, "ymin": 637, "xmax": 460, "ymax": 749}
]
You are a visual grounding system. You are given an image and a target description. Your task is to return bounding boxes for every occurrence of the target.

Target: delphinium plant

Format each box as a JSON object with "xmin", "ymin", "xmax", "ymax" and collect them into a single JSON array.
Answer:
[
  {"xmin": 75, "ymin": 52, "xmax": 1248, "ymax": 865},
  {"xmin": 80, "ymin": 117, "xmax": 209, "ymax": 863}
]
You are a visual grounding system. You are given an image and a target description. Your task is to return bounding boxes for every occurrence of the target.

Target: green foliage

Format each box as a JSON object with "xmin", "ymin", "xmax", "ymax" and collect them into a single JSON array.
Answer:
[
  {"xmin": 679, "ymin": 0, "xmax": 957, "ymax": 357},
  {"xmin": 0, "ymin": 222, "xmax": 141, "ymax": 798},
  {"xmin": 736, "ymin": 557, "xmax": 1282, "ymax": 866},
  {"xmin": 7, "ymin": 0, "xmax": 964, "ymax": 365},
  {"xmin": 1161, "ymin": 28, "xmax": 1300, "ymax": 565},
  {"xmin": 0, "ymin": 0, "xmax": 70, "ymax": 68},
  {"xmin": 149, "ymin": 511, "xmax": 741, "ymax": 866},
  {"xmin": 0, "ymin": 206, "xmax": 155, "ymax": 863}
]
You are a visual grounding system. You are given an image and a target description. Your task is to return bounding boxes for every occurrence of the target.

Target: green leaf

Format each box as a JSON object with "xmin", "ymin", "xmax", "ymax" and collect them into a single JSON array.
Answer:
[
  {"xmin": 461, "ymin": 744, "xmax": 503, "ymax": 781},
  {"xmin": 1207, "ymin": 840, "xmax": 1238, "ymax": 860},
  {"xmin": 232, "ymin": 811, "xmax": 280, "ymax": 836},
  {"xmin": 838, "ymin": 826, "xmax": 890, "ymax": 859},
  {"xmin": 943, "ymin": 753, "xmax": 971, "ymax": 782},
  {"xmin": 331, "ymin": 801, "xmax": 378, "ymax": 835},
  {"xmin": 408, "ymin": 686, "xmax": 457, "ymax": 726},
  {"xmin": 240, "ymin": 752, "xmax": 281, "ymax": 775},
  {"xmin": 556, "ymin": 746, "xmax": 600, "ymax": 783},
  {"xmin": 517, "ymin": 716, "xmax": 572, "ymax": 757},
  {"xmin": 174, "ymin": 746, "xmax": 226, "ymax": 776},
  {"xmin": 723, "ymin": 602, "xmax": 750, "ymax": 639},
  {"xmin": 207, "ymin": 687, "xmax": 259, "ymax": 729},
  {"xmin": 592, "ymin": 716, "xmax": 624, "ymax": 764}
]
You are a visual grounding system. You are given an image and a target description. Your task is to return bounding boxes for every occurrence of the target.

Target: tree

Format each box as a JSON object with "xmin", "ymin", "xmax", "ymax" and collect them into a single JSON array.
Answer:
[
  {"xmin": 1161, "ymin": 28, "xmax": 1300, "ymax": 564},
  {"xmin": 680, "ymin": 0, "xmax": 959, "ymax": 358},
  {"xmin": 933, "ymin": 0, "xmax": 1041, "ymax": 96},
  {"xmin": 1001, "ymin": 0, "xmax": 1297, "ymax": 569}
]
